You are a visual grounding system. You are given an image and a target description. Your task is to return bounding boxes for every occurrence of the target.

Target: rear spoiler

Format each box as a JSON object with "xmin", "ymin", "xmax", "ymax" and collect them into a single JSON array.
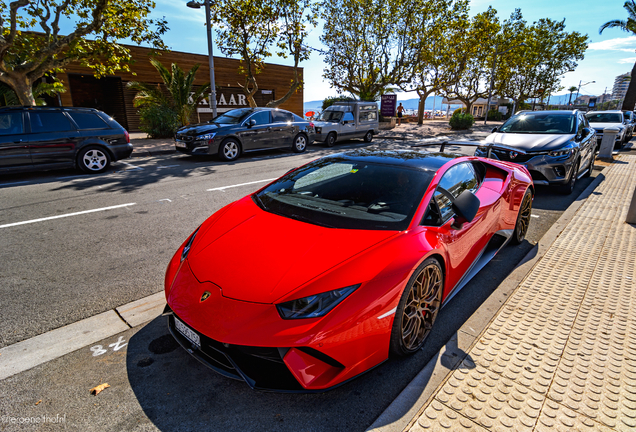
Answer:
[{"xmin": 414, "ymin": 139, "xmax": 527, "ymax": 158}]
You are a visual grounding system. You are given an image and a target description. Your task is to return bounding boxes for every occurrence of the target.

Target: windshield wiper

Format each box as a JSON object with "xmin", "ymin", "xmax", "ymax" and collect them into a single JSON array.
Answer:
[{"xmin": 290, "ymin": 213, "xmax": 334, "ymax": 228}]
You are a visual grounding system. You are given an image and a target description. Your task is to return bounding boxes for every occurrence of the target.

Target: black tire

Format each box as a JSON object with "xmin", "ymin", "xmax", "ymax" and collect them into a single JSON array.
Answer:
[
  {"xmin": 218, "ymin": 139, "xmax": 241, "ymax": 161},
  {"xmin": 77, "ymin": 146, "xmax": 111, "ymax": 174},
  {"xmin": 325, "ymin": 132, "xmax": 336, "ymax": 147},
  {"xmin": 292, "ymin": 133, "xmax": 308, "ymax": 153},
  {"xmin": 363, "ymin": 130, "xmax": 373, "ymax": 143},
  {"xmin": 511, "ymin": 188, "xmax": 533, "ymax": 244},
  {"xmin": 557, "ymin": 159, "xmax": 579, "ymax": 195},
  {"xmin": 389, "ymin": 257, "xmax": 443, "ymax": 357}
]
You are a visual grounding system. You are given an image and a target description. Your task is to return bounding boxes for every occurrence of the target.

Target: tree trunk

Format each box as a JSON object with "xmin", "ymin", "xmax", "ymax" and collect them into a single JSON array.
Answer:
[
  {"xmin": 2, "ymin": 75, "xmax": 36, "ymax": 106},
  {"xmin": 417, "ymin": 90, "xmax": 431, "ymax": 125},
  {"xmin": 621, "ymin": 61, "xmax": 636, "ymax": 111}
]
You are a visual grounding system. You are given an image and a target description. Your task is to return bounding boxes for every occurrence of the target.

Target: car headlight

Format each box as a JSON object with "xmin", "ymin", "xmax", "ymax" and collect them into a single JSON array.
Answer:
[
  {"xmin": 276, "ymin": 284, "xmax": 360, "ymax": 319},
  {"xmin": 195, "ymin": 133, "xmax": 216, "ymax": 142},
  {"xmin": 181, "ymin": 228, "xmax": 200, "ymax": 262},
  {"xmin": 548, "ymin": 147, "xmax": 575, "ymax": 157}
]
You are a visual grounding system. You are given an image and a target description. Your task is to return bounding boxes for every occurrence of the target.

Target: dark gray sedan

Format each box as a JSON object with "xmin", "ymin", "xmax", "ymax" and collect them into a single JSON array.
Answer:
[{"xmin": 174, "ymin": 107, "xmax": 315, "ymax": 161}]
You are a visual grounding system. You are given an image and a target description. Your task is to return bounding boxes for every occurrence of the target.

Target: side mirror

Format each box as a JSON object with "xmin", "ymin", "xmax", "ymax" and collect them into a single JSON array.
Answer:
[
  {"xmin": 248, "ymin": 119, "xmax": 256, "ymax": 128},
  {"xmin": 451, "ymin": 190, "xmax": 480, "ymax": 230},
  {"xmin": 580, "ymin": 127, "xmax": 592, "ymax": 139},
  {"xmin": 491, "ymin": 127, "xmax": 498, "ymax": 133}
]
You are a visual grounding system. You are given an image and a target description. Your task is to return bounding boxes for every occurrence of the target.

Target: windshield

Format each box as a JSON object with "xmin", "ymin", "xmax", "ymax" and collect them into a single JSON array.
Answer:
[
  {"xmin": 586, "ymin": 113, "xmax": 623, "ymax": 123},
  {"xmin": 499, "ymin": 113, "xmax": 576, "ymax": 134},
  {"xmin": 254, "ymin": 158, "xmax": 434, "ymax": 230},
  {"xmin": 317, "ymin": 110, "xmax": 344, "ymax": 122},
  {"xmin": 211, "ymin": 108, "xmax": 253, "ymax": 124}
]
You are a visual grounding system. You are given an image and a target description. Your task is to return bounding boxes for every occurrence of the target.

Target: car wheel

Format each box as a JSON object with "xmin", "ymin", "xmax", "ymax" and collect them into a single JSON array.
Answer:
[
  {"xmin": 363, "ymin": 131, "xmax": 373, "ymax": 143},
  {"xmin": 78, "ymin": 146, "xmax": 111, "ymax": 174},
  {"xmin": 511, "ymin": 188, "xmax": 533, "ymax": 244},
  {"xmin": 389, "ymin": 257, "xmax": 443, "ymax": 357},
  {"xmin": 292, "ymin": 133, "xmax": 307, "ymax": 153},
  {"xmin": 219, "ymin": 139, "xmax": 241, "ymax": 161},
  {"xmin": 557, "ymin": 159, "xmax": 579, "ymax": 195},
  {"xmin": 325, "ymin": 132, "xmax": 336, "ymax": 147}
]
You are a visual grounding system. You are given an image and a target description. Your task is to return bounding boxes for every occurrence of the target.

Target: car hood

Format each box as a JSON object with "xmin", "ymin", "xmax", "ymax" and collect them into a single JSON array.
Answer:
[
  {"xmin": 484, "ymin": 132, "xmax": 574, "ymax": 151},
  {"xmin": 187, "ymin": 197, "xmax": 396, "ymax": 304},
  {"xmin": 588, "ymin": 122, "xmax": 624, "ymax": 131},
  {"xmin": 176, "ymin": 122, "xmax": 235, "ymax": 136}
]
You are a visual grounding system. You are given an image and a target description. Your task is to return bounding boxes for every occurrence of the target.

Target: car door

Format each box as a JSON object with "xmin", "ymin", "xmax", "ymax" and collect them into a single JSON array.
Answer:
[
  {"xmin": 27, "ymin": 110, "xmax": 80, "ymax": 167},
  {"xmin": 340, "ymin": 111, "xmax": 357, "ymax": 138},
  {"xmin": 577, "ymin": 113, "xmax": 594, "ymax": 173},
  {"xmin": 422, "ymin": 162, "xmax": 496, "ymax": 297},
  {"xmin": 0, "ymin": 110, "xmax": 31, "ymax": 171},
  {"xmin": 236, "ymin": 111, "xmax": 272, "ymax": 151},
  {"xmin": 270, "ymin": 110, "xmax": 295, "ymax": 148}
]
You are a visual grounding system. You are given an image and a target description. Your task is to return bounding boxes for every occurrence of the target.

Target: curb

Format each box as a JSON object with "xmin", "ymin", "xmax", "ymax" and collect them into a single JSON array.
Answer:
[
  {"xmin": 366, "ymin": 166, "xmax": 608, "ymax": 432},
  {"xmin": 131, "ymin": 149, "xmax": 176, "ymax": 158}
]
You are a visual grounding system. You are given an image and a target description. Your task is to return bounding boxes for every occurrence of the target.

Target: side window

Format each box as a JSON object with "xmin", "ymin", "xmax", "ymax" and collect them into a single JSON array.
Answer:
[
  {"xmin": 577, "ymin": 114, "xmax": 585, "ymax": 134},
  {"xmin": 68, "ymin": 112, "xmax": 109, "ymax": 130},
  {"xmin": 0, "ymin": 112, "xmax": 24, "ymax": 135},
  {"xmin": 29, "ymin": 111, "xmax": 74, "ymax": 133},
  {"xmin": 343, "ymin": 112, "xmax": 354, "ymax": 123},
  {"xmin": 247, "ymin": 111, "xmax": 271, "ymax": 126},
  {"xmin": 430, "ymin": 163, "xmax": 479, "ymax": 223},
  {"xmin": 360, "ymin": 111, "xmax": 377, "ymax": 122},
  {"xmin": 271, "ymin": 110, "xmax": 293, "ymax": 123}
]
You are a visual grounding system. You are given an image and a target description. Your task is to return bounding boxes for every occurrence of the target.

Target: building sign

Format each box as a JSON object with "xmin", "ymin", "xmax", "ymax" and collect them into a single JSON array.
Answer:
[
  {"xmin": 588, "ymin": 97, "xmax": 597, "ymax": 108},
  {"xmin": 196, "ymin": 88, "xmax": 274, "ymax": 113},
  {"xmin": 381, "ymin": 94, "xmax": 397, "ymax": 117}
]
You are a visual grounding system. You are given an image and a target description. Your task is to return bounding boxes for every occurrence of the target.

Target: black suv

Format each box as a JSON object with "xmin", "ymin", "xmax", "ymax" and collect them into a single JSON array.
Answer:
[{"xmin": 0, "ymin": 106, "xmax": 132, "ymax": 175}]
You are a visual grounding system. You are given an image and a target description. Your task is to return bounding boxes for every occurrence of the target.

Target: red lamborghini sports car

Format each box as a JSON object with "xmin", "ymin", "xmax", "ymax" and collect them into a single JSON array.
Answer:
[{"xmin": 163, "ymin": 148, "xmax": 534, "ymax": 392}]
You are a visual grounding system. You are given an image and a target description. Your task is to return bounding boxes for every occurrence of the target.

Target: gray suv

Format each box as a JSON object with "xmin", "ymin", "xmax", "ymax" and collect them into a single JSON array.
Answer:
[
  {"xmin": 0, "ymin": 106, "xmax": 132, "ymax": 175},
  {"xmin": 478, "ymin": 110, "xmax": 596, "ymax": 194}
]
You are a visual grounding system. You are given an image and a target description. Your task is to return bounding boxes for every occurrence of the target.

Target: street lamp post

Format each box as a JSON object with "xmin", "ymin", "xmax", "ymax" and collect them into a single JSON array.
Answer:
[
  {"xmin": 187, "ymin": 0, "xmax": 217, "ymax": 118},
  {"xmin": 484, "ymin": 43, "xmax": 526, "ymax": 125},
  {"xmin": 574, "ymin": 80, "xmax": 595, "ymax": 106}
]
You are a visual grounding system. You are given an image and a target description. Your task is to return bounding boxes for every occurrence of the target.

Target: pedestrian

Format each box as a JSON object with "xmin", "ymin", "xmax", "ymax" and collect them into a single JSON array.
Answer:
[{"xmin": 396, "ymin": 103, "xmax": 404, "ymax": 126}]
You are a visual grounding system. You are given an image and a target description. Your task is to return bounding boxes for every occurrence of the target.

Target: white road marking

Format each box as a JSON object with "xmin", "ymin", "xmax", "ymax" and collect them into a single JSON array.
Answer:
[
  {"xmin": 122, "ymin": 161, "xmax": 144, "ymax": 170},
  {"xmin": 207, "ymin": 178, "xmax": 277, "ymax": 192},
  {"xmin": 157, "ymin": 164, "xmax": 179, "ymax": 169},
  {"xmin": 531, "ymin": 215, "xmax": 540, "ymax": 218},
  {"xmin": 0, "ymin": 203, "xmax": 136, "ymax": 229},
  {"xmin": 158, "ymin": 198, "xmax": 172, "ymax": 203},
  {"xmin": 377, "ymin": 307, "xmax": 397, "ymax": 319}
]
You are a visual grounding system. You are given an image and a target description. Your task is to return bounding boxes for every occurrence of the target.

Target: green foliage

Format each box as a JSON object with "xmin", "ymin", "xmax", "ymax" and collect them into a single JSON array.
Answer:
[
  {"xmin": 449, "ymin": 112, "xmax": 474, "ymax": 130},
  {"xmin": 0, "ymin": 0, "xmax": 168, "ymax": 105},
  {"xmin": 453, "ymin": 108, "xmax": 464, "ymax": 115},
  {"xmin": 138, "ymin": 105, "xmax": 179, "ymax": 139},
  {"xmin": 209, "ymin": 0, "xmax": 318, "ymax": 107},
  {"xmin": 0, "ymin": 76, "xmax": 66, "ymax": 106},
  {"xmin": 322, "ymin": 95, "xmax": 356, "ymax": 110},
  {"xmin": 127, "ymin": 59, "xmax": 210, "ymax": 130},
  {"xmin": 487, "ymin": 109, "xmax": 502, "ymax": 121}
]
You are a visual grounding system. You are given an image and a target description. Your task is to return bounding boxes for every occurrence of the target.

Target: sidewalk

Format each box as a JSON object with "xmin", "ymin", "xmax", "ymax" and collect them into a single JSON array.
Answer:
[{"xmin": 393, "ymin": 154, "xmax": 636, "ymax": 431}]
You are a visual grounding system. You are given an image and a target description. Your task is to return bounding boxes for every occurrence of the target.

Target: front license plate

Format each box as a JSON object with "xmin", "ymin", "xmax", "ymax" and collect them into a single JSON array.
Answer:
[
  {"xmin": 174, "ymin": 317, "xmax": 200, "ymax": 347},
  {"xmin": 175, "ymin": 141, "xmax": 187, "ymax": 149}
]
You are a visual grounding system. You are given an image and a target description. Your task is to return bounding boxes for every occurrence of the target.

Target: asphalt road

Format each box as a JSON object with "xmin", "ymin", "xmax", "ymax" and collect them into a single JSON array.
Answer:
[{"xmin": 0, "ymin": 138, "xmax": 612, "ymax": 431}]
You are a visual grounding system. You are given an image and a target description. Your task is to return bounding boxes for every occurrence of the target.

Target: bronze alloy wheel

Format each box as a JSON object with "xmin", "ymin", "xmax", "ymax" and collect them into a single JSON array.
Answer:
[
  {"xmin": 512, "ymin": 189, "xmax": 533, "ymax": 244},
  {"xmin": 390, "ymin": 258, "xmax": 443, "ymax": 356}
]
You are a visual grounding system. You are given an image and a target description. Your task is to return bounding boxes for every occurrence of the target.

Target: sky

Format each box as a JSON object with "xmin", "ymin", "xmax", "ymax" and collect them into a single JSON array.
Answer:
[{"xmin": 66, "ymin": 0, "xmax": 636, "ymax": 103}]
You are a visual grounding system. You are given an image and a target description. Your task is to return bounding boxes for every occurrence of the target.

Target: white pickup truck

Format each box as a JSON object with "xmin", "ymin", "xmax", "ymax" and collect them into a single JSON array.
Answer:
[{"xmin": 313, "ymin": 101, "xmax": 379, "ymax": 146}]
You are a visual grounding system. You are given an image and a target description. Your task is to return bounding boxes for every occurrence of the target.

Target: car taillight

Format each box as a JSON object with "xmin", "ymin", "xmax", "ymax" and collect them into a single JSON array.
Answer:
[{"xmin": 125, "ymin": 130, "xmax": 130, "ymax": 143}]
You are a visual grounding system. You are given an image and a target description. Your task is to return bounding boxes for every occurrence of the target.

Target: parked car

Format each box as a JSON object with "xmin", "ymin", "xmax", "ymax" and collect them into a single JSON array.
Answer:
[
  {"xmin": 585, "ymin": 110, "xmax": 628, "ymax": 149},
  {"xmin": 479, "ymin": 110, "xmax": 596, "ymax": 194},
  {"xmin": 174, "ymin": 107, "xmax": 315, "ymax": 162},
  {"xmin": 163, "ymin": 149, "xmax": 534, "ymax": 392},
  {"xmin": 622, "ymin": 110, "xmax": 635, "ymax": 141},
  {"xmin": 313, "ymin": 101, "xmax": 379, "ymax": 146},
  {"xmin": 0, "ymin": 106, "xmax": 132, "ymax": 175}
]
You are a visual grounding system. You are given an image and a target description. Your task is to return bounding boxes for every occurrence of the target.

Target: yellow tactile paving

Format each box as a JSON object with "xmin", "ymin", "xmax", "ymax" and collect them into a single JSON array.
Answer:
[{"xmin": 409, "ymin": 155, "xmax": 636, "ymax": 431}]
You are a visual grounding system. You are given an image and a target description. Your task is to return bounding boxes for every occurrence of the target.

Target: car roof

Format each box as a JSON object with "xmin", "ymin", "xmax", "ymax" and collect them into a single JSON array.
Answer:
[
  {"xmin": 0, "ymin": 106, "xmax": 100, "ymax": 113},
  {"xmin": 326, "ymin": 149, "xmax": 457, "ymax": 171},
  {"xmin": 516, "ymin": 110, "xmax": 578, "ymax": 115}
]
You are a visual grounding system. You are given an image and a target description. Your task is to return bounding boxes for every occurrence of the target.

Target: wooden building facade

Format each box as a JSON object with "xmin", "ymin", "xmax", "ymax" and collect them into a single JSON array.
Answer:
[{"xmin": 56, "ymin": 44, "xmax": 304, "ymax": 132}]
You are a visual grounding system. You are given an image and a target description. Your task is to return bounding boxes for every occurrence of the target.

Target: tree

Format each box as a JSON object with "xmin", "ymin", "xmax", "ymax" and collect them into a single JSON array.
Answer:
[
  {"xmin": 209, "ymin": 0, "xmax": 317, "ymax": 108},
  {"xmin": 440, "ymin": 7, "xmax": 501, "ymax": 116},
  {"xmin": 567, "ymin": 86, "xmax": 578, "ymax": 105},
  {"xmin": 127, "ymin": 59, "xmax": 210, "ymax": 129},
  {"xmin": 397, "ymin": 0, "xmax": 469, "ymax": 124},
  {"xmin": 320, "ymin": 0, "xmax": 421, "ymax": 101},
  {"xmin": 600, "ymin": 0, "xmax": 636, "ymax": 110},
  {"xmin": 0, "ymin": 0, "xmax": 168, "ymax": 106}
]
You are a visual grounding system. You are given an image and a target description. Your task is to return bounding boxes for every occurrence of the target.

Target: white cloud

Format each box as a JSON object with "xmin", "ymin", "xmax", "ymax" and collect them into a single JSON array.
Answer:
[
  {"xmin": 618, "ymin": 57, "xmax": 636, "ymax": 64},
  {"xmin": 588, "ymin": 36, "xmax": 636, "ymax": 52}
]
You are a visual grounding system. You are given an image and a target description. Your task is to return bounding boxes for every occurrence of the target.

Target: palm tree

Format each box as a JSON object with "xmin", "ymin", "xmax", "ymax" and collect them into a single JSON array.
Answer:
[
  {"xmin": 127, "ymin": 59, "xmax": 211, "ymax": 128},
  {"xmin": 567, "ymin": 86, "xmax": 578, "ymax": 106},
  {"xmin": 600, "ymin": 0, "xmax": 636, "ymax": 110}
]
